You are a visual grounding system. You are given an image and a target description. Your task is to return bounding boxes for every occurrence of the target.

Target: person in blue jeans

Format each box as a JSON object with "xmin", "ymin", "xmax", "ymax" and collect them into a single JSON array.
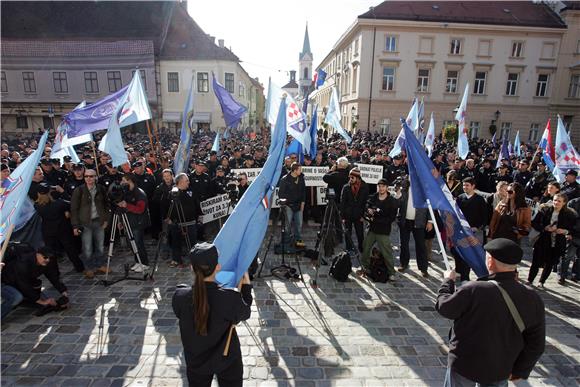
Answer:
[
  {"xmin": 278, "ymin": 163, "xmax": 306, "ymax": 248},
  {"xmin": 1, "ymin": 284, "xmax": 23, "ymax": 319}
]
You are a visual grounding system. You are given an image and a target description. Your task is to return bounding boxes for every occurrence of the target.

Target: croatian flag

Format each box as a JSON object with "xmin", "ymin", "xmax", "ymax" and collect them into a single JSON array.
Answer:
[
  {"xmin": 538, "ymin": 119, "xmax": 555, "ymax": 170},
  {"xmin": 553, "ymin": 115, "xmax": 580, "ymax": 183}
]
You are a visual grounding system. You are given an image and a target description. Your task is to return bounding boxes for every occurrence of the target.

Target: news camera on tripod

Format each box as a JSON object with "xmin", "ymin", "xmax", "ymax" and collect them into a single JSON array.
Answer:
[{"xmin": 166, "ymin": 173, "xmax": 202, "ymax": 268}]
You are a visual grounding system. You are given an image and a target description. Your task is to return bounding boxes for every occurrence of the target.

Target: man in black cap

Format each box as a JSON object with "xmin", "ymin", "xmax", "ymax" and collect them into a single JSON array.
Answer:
[
  {"xmin": 133, "ymin": 160, "xmax": 156, "ymax": 200},
  {"xmin": 189, "ymin": 160, "xmax": 211, "ymax": 201},
  {"xmin": 384, "ymin": 154, "xmax": 407, "ymax": 186},
  {"xmin": 62, "ymin": 163, "xmax": 85, "ymax": 201},
  {"xmin": 560, "ymin": 169, "xmax": 579, "ymax": 201},
  {"xmin": 436, "ymin": 238, "xmax": 545, "ymax": 386},
  {"xmin": 173, "ymin": 242, "xmax": 252, "ymax": 387}
]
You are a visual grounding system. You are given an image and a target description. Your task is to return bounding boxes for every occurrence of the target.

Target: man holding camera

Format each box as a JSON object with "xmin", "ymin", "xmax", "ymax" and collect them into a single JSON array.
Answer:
[
  {"xmin": 278, "ymin": 163, "xmax": 306, "ymax": 248},
  {"xmin": 116, "ymin": 173, "xmax": 151, "ymax": 272},
  {"xmin": 167, "ymin": 173, "xmax": 202, "ymax": 267},
  {"xmin": 1, "ymin": 246, "xmax": 69, "ymax": 318},
  {"xmin": 358, "ymin": 178, "xmax": 399, "ymax": 278},
  {"xmin": 71, "ymin": 169, "xmax": 110, "ymax": 279}
]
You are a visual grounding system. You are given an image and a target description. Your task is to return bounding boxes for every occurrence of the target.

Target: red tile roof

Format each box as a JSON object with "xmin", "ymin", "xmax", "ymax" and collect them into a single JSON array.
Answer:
[{"xmin": 359, "ymin": 1, "xmax": 566, "ymax": 29}]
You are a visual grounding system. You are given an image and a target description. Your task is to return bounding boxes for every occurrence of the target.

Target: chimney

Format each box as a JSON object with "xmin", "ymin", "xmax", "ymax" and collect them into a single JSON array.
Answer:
[
  {"xmin": 290, "ymin": 70, "xmax": 296, "ymax": 82},
  {"xmin": 218, "ymin": 39, "xmax": 224, "ymax": 48},
  {"xmin": 207, "ymin": 35, "xmax": 215, "ymax": 44}
]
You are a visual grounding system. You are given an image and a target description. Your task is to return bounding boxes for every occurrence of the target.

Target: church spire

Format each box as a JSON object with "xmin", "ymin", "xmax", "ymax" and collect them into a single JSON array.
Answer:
[{"xmin": 300, "ymin": 23, "xmax": 311, "ymax": 60}]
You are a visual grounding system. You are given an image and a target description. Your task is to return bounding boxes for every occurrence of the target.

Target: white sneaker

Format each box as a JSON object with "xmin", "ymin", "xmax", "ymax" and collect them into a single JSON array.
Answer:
[
  {"xmin": 130, "ymin": 263, "xmax": 141, "ymax": 271},
  {"xmin": 133, "ymin": 264, "xmax": 150, "ymax": 273}
]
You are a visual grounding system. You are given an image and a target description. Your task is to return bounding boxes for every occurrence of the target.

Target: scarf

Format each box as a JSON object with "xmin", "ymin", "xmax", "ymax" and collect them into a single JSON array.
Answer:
[{"xmin": 351, "ymin": 179, "xmax": 361, "ymax": 198}]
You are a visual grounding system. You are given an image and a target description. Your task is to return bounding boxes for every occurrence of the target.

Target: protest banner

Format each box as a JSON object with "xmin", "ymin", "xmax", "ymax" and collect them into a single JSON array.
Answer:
[
  {"xmin": 301, "ymin": 166, "xmax": 329, "ymax": 187},
  {"xmin": 200, "ymin": 194, "xmax": 233, "ymax": 224},
  {"xmin": 316, "ymin": 187, "xmax": 328, "ymax": 206},
  {"xmin": 231, "ymin": 168, "xmax": 262, "ymax": 182},
  {"xmin": 354, "ymin": 163, "xmax": 383, "ymax": 184}
]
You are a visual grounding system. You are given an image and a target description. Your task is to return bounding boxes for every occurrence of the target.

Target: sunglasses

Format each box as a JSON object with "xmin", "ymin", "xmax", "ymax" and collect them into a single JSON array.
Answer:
[
  {"xmin": 507, "ymin": 190, "xmax": 514, "ymax": 194},
  {"xmin": 84, "ymin": 175, "xmax": 96, "ymax": 178}
]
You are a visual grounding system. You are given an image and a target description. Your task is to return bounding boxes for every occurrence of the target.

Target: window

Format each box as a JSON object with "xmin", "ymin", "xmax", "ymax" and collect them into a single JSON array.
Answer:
[
  {"xmin": 382, "ymin": 67, "xmax": 395, "ymax": 90},
  {"xmin": 473, "ymin": 72, "xmax": 487, "ymax": 95},
  {"xmin": 417, "ymin": 69, "xmax": 430, "ymax": 92},
  {"xmin": 500, "ymin": 122, "xmax": 512, "ymax": 140},
  {"xmin": 419, "ymin": 37, "xmax": 433, "ymax": 54},
  {"xmin": 385, "ymin": 35, "xmax": 397, "ymax": 52},
  {"xmin": 477, "ymin": 39, "xmax": 491, "ymax": 57},
  {"xmin": 131, "ymin": 69, "xmax": 146, "ymax": 90},
  {"xmin": 303, "ymin": 67, "xmax": 309, "ymax": 80},
  {"xmin": 443, "ymin": 120, "xmax": 454, "ymax": 129},
  {"xmin": 469, "ymin": 122, "xmax": 480, "ymax": 139},
  {"xmin": 511, "ymin": 41, "xmax": 524, "ymax": 58},
  {"xmin": 505, "ymin": 73, "xmax": 518, "ymax": 96},
  {"xmin": 446, "ymin": 70, "xmax": 459, "ymax": 93},
  {"xmin": 84, "ymin": 72, "xmax": 98, "ymax": 93},
  {"xmin": 16, "ymin": 116, "xmax": 28, "ymax": 128},
  {"xmin": 1, "ymin": 71, "xmax": 6, "ymax": 93},
  {"xmin": 536, "ymin": 74, "xmax": 549, "ymax": 97},
  {"xmin": 529, "ymin": 123, "xmax": 540, "ymax": 142},
  {"xmin": 225, "ymin": 73, "xmax": 234, "ymax": 93},
  {"xmin": 352, "ymin": 66, "xmax": 358, "ymax": 93},
  {"xmin": 450, "ymin": 39, "xmax": 462, "ymax": 55},
  {"xmin": 568, "ymin": 74, "xmax": 580, "ymax": 98},
  {"xmin": 197, "ymin": 72, "xmax": 209, "ymax": 92},
  {"xmin": 107, "ymin": 71, "xmax": 122, "ymax": 92},
  {"xmin": 167, "ymin": 72, "xmax": 179, "ymax": 92},
  {"xmin": 238, "ymin": 82, "xmax": 245, "ymax": 98},
  {"xmin": 22, "ymin": 72, "xmax": 36, "ymax": 93},
  {"xmin": 53, "ymin": 72, "xmax": 68, "ymax": 93},
  {"xmin": 354, "ymin": 39, "xmax": 359, "ymax": 56}
]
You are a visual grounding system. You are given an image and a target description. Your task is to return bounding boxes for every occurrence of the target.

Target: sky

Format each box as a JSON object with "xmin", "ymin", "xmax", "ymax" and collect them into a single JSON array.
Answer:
[{"xmin": 188, "ymin": 0, "xmax": 379, "ymax": 89}]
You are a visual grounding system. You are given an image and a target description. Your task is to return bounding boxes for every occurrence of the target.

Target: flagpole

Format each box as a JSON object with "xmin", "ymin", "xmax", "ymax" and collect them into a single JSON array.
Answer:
[
  {"xmin": 146, "ymin": 120, "xmax": 158, "ymax": 169},
  {"xmin": 0, "ymin": 225, "xmax": 15, "ymax": 263},
  {"xmin": 91, "ymin": 141, "xmax": 100, "ymax": 177},
  {"xmin": 426, "ymin": 199, "xmax": 451, "ymax": 271}
]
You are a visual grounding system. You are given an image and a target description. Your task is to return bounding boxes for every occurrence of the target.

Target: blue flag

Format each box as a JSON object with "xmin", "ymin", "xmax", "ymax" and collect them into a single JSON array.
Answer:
[
  {"xmin": 286, "ymin": 138, "xmax": 304, "ymax": 164},
  {"xmin": 308, "ymin": 105, "xmax": 318, "ymax": 157},
  {"xmin": 402, "ymin": 120, "xmax": 487, "ymax": 278},
  {"xmin": 212, "ymin": 72, "xmax": 247, "ymax": 128},
  {"xmin": 315, "ymin": 69, "xmax": 327, "ymax": 89},
  {"xmin": 212, "ymin": 131, "xmax": 221, "ymax": 154},
  {"xmin": 214, "ymin": 99, "xmax": 288, "ymax": 287},
  {"xmin": 174, "ymin": 79, "xmax": 195, "ymax": 175},
  {"xmin": 491, "ymin": 132, "xmax": 497, "ymax": 147},
  {"xmin": 496, "ymin": 138, "xmax": 509, "ymax": 169},
  {"xmin": 514, "ymin": 131, "xmax": 521, "ymax": 157},
  {"xmin": 0, "ymin": 131, "xmax": 49, "ymax": 244}
]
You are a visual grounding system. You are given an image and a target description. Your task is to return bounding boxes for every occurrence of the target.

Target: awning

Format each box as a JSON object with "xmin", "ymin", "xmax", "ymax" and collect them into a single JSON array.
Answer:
[{"xmin": 162, "ymin": 111, "xmax": 212, "ymax": 123}]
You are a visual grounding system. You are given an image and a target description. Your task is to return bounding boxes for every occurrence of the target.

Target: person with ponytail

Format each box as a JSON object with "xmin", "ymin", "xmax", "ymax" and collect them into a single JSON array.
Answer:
[{"xmin": 173, "ymin": 242, "xmax": 252, "ymax": 387}]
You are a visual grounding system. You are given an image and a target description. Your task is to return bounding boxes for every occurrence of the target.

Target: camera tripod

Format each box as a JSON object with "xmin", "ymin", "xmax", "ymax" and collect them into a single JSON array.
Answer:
[
  {"xmin": 101, "ymin": 209, "xmax": 151, "ymax": 287},
  {"xmin": 257, "ymin": 204, "xmax": 304, "ymax": 282},
  {"xmin": 310, "ymin": 196, "xmax": 343, "ymax": 288}
]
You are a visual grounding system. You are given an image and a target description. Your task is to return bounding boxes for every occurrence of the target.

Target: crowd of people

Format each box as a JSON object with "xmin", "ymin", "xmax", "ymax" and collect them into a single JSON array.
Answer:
[{"xmin": 2, "ymin": 124, "xmax": 575, "ymax": 385}]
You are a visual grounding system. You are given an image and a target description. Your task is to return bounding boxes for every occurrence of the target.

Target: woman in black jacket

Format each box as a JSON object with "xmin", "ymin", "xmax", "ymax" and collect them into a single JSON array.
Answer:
[
  {"xmin": 173, "ymin": 243, "xmax": 252, "ymax": 387},
  {"xmin": 528, "ymin": 193, "xmax": 577, "ymax": 288},
  {"xmin": 340, "ymin": 168, "xmax": 369, "ymax": 252}
]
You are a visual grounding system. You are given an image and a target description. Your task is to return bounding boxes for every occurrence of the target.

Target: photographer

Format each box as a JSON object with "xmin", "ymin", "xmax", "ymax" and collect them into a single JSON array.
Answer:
[
  {"xmin": 209, "ymin": 166, "xmax": 227, "ymax": 196},
  {"xmin": 70, "ymin": 169, "xmax": 110, "ymax": 279},
  {"xmin": 340, "ymin": 168, "xmax": 369, "ymax": 252},
  {"xmin": 278, "ymin": 163, "xmax": 306, "ymax": 248},
  {"xmin": 167, "ymin": 173, "xmax": 202, "ymax": 268},
  {"xmin": 323, "ymin": 156, "xmax": 350, "ymax": 244},
  {"xmin": 1, "ymin": 246, "xmax": 69, "ymax": 317},
  {"xmin": 358, "ymin": 178, "xmax": 398, "ymax": 278},
  {"xmin": 116, "ymin": 173, "xmax": 151, "ymax": 272}
]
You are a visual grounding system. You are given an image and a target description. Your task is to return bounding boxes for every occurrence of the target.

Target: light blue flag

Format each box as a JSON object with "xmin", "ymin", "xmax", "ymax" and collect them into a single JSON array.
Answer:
[
  {"xmin": 491, "ymin": 132, "xmax": 497, "ymax": 147},
  {"xmin": 402, "ymin": 120, "xmax": 487, "ymax": 278},
  {"xmin": 52, "ymin": 146, "xmax": 80, "ymax": 166},
  {"xmin": 173, "ymin": 78, "xmax": 195, "ymax": 175},
  {"xmin": 223, "ymin": 127, "xmax": 230, "ymax": 139},
  {"xmin": 496, "ymin": 138, "xmax": 510, "ymax": 169},
  {"xmin": 514, "ymin": 130, "xmax": 521, "ymax": 157},
  {"xmin": 456, "ymin": 83, "xmax": 470, "ymax": 159},
  {"xmin": 0, "ymin": 131, "xmax": 49, "ymax": 244},
  {"xmin": 324, "ymin": 86, "xmax": 351, "ymax": 143},
  {"xmin": 424, "ymin": 112, "xmax": 435, "ymax": 157},
  {"xmin": 286, "ymin": 138, "xmax": 304, "ymax": 164},
  {"xmin": 308, "ymin": 105, "xmax": 318, "ymax": 156},
  {"xmin": 212, "ymin": 131, "xmax": 221, "ymax": 154},
  {"xmin": 214, "ymin": 98, "xmax": 288, "ymax": 288},
  {"xmin": 101, "ymin": 100, "xmax": 129, "ymax": 167},
  {"xmin": 389, "ymin": 98, "xmax": 418, "ymax": 157}
]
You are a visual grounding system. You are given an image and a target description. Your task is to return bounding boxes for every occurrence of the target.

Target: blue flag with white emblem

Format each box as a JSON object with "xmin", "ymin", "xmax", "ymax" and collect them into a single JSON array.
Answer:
[
  {"xmin": 402, "ymin": 120, "xmax": 487, "ymax": 278},
  {"xmin": 173, "ymin": 79, "xmax": 195, "ymax": 175},
  {"xmin": 214, "ymin": 99, "xmax": 288, "ymax": 287}
]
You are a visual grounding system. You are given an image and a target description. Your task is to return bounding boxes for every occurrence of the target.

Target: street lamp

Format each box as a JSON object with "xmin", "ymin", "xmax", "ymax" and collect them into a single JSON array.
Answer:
[{"xmin": 493, "ymin": 110, "xmax": 501, "ymax": 122}]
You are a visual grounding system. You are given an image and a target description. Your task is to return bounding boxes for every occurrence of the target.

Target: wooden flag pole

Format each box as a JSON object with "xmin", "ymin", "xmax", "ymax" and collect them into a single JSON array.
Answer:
[
  {"xmin": 426, "ymin": 199, "xmax": 451, "ymax": 271},
  {"xmin": 223, "ymin": 324, "xmax": 236, "ymax": 356},
  {"xmin": 0, "ymin": 224, "xmax": 16, "ymax": 263},
  {"xmin": 146, "ymin": 120, "xmax": 158, "ymax": 169},
  {"xmin": 92, "ymin": 142, "xmax": 100, "ymax": 177}
]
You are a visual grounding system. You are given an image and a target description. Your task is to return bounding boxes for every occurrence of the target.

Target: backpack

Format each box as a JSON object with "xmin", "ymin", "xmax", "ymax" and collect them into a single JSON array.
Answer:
[
  {"xmin": 366, "ymin": 249, "xmax": 389, "ymax": 283},
  {"xmin": 329, "ymin": 251, "xmax": 352, "ymax": 282}
]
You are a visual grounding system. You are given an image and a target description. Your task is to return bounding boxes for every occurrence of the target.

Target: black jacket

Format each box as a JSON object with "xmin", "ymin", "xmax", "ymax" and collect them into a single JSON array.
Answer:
[
  {"xmin": 35, "ymin": 199, "xmax": 73, "ymax": 238},
  {"xmin": 278, "ymin": 173, "xmax": 306, "ymax": 211},
  {"xmin": 168, "ymin": 188, "xmax": 202, "ymax": 224},
  {"xmin": 340, "ymin": 181, "xmax": 369, "ymax": 221},
  {"xmin": 152, "ymin": 182, "xmax": 174, "ymax": 220},
  {"xmin": 436, "ymin": 272, "xmax": 545, "ymax": 383},
  {"xmin": 365, "ymin": 192, "xmax": 398, "ymax": 235},
  {"xmin": 172, "ymin": 282, "xmax": 252, "ymax": 375},
  {"xmin": 2, "ymin": 246, "xmax": 67, "ymax": 302},
  {"xmin": 322, "ymin": 168, "xmax": 349, "ymax": 203}
]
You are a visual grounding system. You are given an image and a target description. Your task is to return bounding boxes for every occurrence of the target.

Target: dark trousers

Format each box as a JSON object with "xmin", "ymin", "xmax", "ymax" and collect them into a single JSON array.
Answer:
[
  {"xmin": 169, "ymin": 224, "xmax": 197, "ymax": 264},
  {"xmin": 44, "ymin": 233, "xmax": 84, "ymax": 272},
  {"xmin": 528, "ymin": 246, "xmax": 562, "ymax": 284},
  {"xmin": 187, "ymin": 356, "xmax": 243, "ymax": 387},
  {"xmin": 344, "ymin": 218, "xmax": 364, "ymax": 252},
  {"xmin": 132, "ymin": 227, "xmax": 149, "ymax": 265},
  {"xmin": 399, "ymin": 219, "xmax": 428, "ymax": 272}
]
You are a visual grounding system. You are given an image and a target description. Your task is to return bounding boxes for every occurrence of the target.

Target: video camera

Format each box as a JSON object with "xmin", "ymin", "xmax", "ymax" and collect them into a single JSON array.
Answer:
[
  {"xmin": 224, "ymin": 173, "xmax": 240, "ymax": 202},
  {"xmin": 325, "ymin": 188, "xmax": 336, "ymax": 200},
  {"xmin": 107, "ymin": 182, "xmax": 129, "ymax": 204}
]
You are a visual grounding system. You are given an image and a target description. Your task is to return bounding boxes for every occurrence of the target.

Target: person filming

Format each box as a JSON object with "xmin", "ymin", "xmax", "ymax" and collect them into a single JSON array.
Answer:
[{"xmin": 173, "ymin": 243, "xmax": 252, "ymax": 387}]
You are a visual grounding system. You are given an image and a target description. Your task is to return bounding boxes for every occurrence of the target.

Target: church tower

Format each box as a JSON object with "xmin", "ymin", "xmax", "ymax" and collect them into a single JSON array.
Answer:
[{"xmin": 298, "ymin": 23, "xmax": 313, "ymax": 98}]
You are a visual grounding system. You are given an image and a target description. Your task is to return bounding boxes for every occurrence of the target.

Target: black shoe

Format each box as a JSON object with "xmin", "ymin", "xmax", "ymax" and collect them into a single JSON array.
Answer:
[{"xmin": 558, "ymin": 278, "xmax": 566, "ymax": 286}]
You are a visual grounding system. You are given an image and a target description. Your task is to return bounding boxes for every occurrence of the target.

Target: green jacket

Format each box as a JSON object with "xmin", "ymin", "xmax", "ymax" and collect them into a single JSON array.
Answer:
[{"xmin": 70, "ymin": 184, "xmax": 110, "ymax": 227}]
